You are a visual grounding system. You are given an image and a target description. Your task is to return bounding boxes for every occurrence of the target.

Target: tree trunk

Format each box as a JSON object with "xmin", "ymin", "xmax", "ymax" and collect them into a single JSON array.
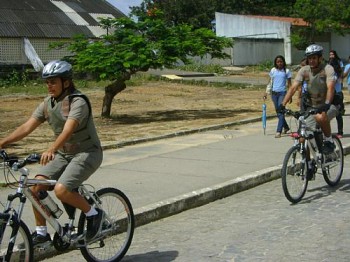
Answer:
[{"xmin": 101, "ymin": 79, "xmax": 127, "ymax": 118}]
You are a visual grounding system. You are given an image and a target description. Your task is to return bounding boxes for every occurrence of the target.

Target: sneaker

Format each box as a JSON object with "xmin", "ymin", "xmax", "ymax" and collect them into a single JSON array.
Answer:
[
  {"xmin": 306, "ymin": 169, "xmax": 314, "ymax": 180},
  {"xmin": 275, "ymin": 132, "xmax": 281, "ymax": 138},
  {"xmin": 85, "ymin": 208, "xmax": 105, "ymax": 241},
  {"xmin": 283, "ymin": 128, "xmax": 290, "ymax": 134},
  {"xmin": 322, "ymin": 141, "xmax": 336, "ymax": 154},
  {"xmin": 31, "ymin": 232, "xmax": 51, "ymax": 246},
  {"xmin": 336, "ymin": 133, "xmax": 343, "ymax": 138}
]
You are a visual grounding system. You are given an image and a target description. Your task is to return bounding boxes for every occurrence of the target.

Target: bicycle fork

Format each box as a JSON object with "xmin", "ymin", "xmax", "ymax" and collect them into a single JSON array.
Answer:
[{"xmin": 0, "ymin": 212, "xmax": 21, "ymax": 262}]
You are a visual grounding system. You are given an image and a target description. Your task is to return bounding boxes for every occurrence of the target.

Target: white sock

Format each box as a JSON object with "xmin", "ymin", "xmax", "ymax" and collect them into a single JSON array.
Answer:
[
  {"xmin": 36, "ymin": 226, "xmax": 47, "ymax": 236},
  {"xmin": 324, "ymin": 136, "xmax": 333, "ymax": 142},
  {"xmin": 85, "ymin": 207, "xmax": 98, "ymax": 217}
]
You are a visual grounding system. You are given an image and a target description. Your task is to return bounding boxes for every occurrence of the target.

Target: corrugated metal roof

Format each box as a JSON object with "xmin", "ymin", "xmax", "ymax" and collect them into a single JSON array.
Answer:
[{"xmin": 0, "ymin": 0, "xmax": 125, "ymax": 38}]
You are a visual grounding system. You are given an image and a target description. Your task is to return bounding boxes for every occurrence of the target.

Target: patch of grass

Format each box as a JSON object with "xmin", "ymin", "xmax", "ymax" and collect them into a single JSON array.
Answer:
[
  {"xmin": 172, "ymin": 64, "xmax": 227, "ymax": 74},
  {"xmin": 245, "ymin": 60, "xmax": 273, "ymax": 72}
]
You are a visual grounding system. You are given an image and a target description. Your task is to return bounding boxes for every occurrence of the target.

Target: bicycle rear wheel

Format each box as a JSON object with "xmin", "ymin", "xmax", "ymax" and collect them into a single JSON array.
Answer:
[
  {"xmin": 78, "ymin": 187, "xmax": 135, "ymax": 262},
  {"xmin": 281, "ymin": 145, "xmax": 308, "ymax": 203},
  {"xmin": 0, "ymin": 216, "xmax": 33, "ymax": 262},
  {"xmin": 322, "ymin": 135, "xmax": 344, "ymax": 186}
]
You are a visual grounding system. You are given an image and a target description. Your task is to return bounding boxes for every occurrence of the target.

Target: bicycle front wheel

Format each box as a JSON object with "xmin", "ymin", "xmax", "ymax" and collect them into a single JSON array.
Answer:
[
  {"xmin": 0, "ymin": 217, "xmax": 33, "ymax": 262},
  {"xmin": 322, "ymin": 135, "xmax": 344, "ymax": 186},
  {"xmin": 281, "ymin": 145, "xmax": 308, "ymax": 203},
  {"xmin": 78, "ymin": 187, "xmax": 135, "ymax": 262}
]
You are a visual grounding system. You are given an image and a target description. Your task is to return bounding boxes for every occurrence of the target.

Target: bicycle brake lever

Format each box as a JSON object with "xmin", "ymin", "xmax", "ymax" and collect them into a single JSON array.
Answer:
[
  {"xmin": 0, "ymin": 149, "xmax": 9, "ymax": 160},
  {"xmin": 26, "ymin": 154, "xmax": 41, "ymax": 163}
]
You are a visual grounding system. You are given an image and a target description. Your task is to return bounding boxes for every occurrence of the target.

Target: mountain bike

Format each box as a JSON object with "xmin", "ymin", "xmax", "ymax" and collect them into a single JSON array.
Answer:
[
  {"xmin": 281, "ymin": 108, "xmax": 344, "ymax": 204},
  {"xmin": 0, "ymin": 149, "xmax": 135, "ymax": 262}
]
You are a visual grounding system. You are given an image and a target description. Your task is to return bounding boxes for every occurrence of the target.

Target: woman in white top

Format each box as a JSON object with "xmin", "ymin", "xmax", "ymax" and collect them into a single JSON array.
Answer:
[{"xmin": 264, "ymin": 55, "xmax": 292, "ymax": 138}]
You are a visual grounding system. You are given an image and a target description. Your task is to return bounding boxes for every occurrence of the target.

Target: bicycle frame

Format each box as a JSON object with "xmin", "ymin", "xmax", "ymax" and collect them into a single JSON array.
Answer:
[
  {"xmin": 290, "ymin": 112, "xmax": 325, "ymax": 167},
  {"xmin": 3, "ymin": 165, "xmax": 105, "ymax": 246}
]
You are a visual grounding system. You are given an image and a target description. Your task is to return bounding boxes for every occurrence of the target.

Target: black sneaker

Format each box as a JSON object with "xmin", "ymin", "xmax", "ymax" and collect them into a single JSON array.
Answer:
[
  {"xmin": 31, "ymin": 232, "xmax": 51, "ymax": 246},
  {"xmin": 306, "ymin": 168, "xmax": 314, "ymax": 180},
  {"xmin": 322, "ymin": 141, "xmax": 335, "ymax": 154},
  {"xmin": 86, "ymin": 208, "xmax": 105, "ymax": 241}
]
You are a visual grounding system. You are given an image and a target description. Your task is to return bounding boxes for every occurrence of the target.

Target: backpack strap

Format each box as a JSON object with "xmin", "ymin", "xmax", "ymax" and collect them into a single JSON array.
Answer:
[
  {"xmin": 67, "ymin": 94, "xmax": 92, "ymax": 118},
  {"xmin": 43, "ymin": 97, "xmax": 50, "ymax": 120},
  {"xmin": 43, "ymin": 93, "xmax": 92, "ymax": 120}
]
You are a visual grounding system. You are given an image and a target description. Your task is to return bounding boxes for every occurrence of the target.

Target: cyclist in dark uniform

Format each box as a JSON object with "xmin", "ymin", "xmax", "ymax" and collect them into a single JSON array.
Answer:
[
  {"xmin": 0, "ymin": 60, "xmax": 104, "ymax": 245},
  {"xmin": 280, "ymin": 44, "xmax": 337, "ymax": 154}
]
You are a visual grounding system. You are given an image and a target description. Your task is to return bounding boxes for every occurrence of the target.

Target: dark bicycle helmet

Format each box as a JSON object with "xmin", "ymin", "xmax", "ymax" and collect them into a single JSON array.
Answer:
[
  {"xmin": 42, "ymin": 60, "xmax": 73, "ymax": 79},
  {"xmin": 305, "ymin": 44, "xmax": 323, "ymax": 57}
]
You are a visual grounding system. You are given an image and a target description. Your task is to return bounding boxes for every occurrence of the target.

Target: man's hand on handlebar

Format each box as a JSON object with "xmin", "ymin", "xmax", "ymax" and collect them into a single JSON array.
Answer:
[
  {"xmin": 40, "ymin": 149, "xmax": 55, "ymax": 166},
  {"xmin": 316, "ymin": 103, "xmax": 330, "ymax": 114}
]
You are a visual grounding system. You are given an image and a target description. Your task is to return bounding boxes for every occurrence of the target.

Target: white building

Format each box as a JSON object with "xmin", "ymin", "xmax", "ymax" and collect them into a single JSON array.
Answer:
[{"xmin": 215, "ymin": 12, "xmax": 350, "ymax": 65}]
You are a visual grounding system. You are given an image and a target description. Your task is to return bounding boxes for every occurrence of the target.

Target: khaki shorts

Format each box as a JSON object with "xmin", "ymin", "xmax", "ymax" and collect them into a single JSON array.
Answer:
[
  {"xmin": 37, "ymin": 146, "xmax": 103, "ymax": 191},
  {"xmin": 305, "ymin": 104, "xmax": 338, "ymax": 131}
]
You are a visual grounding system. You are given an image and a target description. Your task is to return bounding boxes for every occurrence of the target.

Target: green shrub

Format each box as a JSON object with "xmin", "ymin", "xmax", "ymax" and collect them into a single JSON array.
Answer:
[{"xmin": 173, "ymin": 64, "xmax": 226, "ymax": 74}]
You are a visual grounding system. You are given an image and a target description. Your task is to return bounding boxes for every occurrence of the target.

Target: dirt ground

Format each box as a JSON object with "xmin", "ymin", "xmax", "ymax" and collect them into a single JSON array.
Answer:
[{"xmin": 1, "ymin": 75, "xmax": 348, "ymax": 156}]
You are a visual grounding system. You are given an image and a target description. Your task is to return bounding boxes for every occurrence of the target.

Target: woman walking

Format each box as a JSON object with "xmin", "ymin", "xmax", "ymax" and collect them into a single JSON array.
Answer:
[{"xmin": 264, "ymin": 55, "xmax": 292, "ymax": 138}]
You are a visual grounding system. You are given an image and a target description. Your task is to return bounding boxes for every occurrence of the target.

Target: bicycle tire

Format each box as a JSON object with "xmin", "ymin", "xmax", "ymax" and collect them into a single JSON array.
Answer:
[
  {"xmin": 281, "ymin": 145, "xmax": 308, "ymax": 203},
  {"xmin": 0, "ymin": 217, "xmax": 33, "ymax": 262},
  {"xmin": 322, "ymin": 135, "xmax": 344, "ymax": 186},
  {"xmin": 78, "ymin": 187, "xmax": 135, "ymax": 262}
]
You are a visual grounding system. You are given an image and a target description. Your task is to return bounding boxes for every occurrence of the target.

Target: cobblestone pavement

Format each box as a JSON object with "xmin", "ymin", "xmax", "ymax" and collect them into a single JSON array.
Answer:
[{"xmin": 42, "ymin": 155, "xmax": 350, "ymax": 262}]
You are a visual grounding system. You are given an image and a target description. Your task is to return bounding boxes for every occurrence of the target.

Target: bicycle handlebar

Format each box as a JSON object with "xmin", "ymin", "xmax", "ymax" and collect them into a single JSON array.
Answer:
[
  {"xmin": 283, "ymin": 108, "xmax": 318, "ymax": 120},
  {"xmin": 0, "ymin": 149, "xmax": 41, "ymax": 170}
]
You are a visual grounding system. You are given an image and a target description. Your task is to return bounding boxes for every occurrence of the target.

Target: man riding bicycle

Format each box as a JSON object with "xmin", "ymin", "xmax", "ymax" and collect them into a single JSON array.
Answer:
[
  {"xmin": 0, "ymin": 60, "xmax": 104, "ymax": 246},
  {"xmin": 280, "ymin": 44, "xmax": 337, "ymax": 154}
]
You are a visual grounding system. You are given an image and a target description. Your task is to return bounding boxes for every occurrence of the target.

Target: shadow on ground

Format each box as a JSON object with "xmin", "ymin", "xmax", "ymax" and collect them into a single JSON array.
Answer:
[
  {"xmin": 111, "ymin": 109, "xmax": 260, "ymax": 124},
  {"xmin": 123, "ymin": 250, "xmax": 179, "ymax": 262}
]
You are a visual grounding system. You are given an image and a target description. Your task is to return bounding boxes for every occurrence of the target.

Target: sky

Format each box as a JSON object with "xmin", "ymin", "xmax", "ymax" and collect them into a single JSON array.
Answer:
[{"xmin": 106, "ymin": 0, "xmax": 143, "ymax": 15}]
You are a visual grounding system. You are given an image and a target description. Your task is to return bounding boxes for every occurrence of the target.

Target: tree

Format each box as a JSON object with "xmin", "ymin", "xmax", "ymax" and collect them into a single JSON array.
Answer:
[
  {"xmin": 292, "ymin": 0, "xmax": 350, "ymax": 49},
  {"xmin": 136, "ymin": 0, "xmax": 296, "ymax": 29},
  {"xmin": 65, "ymin": 4, "xmax": 232, "ymax": 118}
]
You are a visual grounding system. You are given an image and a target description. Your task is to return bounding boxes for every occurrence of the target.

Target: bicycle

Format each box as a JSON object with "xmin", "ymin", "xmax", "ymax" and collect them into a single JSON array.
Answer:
[
  {"xmin": 281, "ymin": 108, "xmax": 344, "ymax": 204},
  {"xmin": 0, "ymin": 149, "xmax": 135, "ymax": 262}
]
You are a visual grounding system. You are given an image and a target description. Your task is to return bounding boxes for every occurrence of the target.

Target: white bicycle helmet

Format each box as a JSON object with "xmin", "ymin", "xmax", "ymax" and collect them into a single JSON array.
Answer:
[
  {"xmin": 42, "ymin": 60, "xmax": 73, "ymax": 79},
  {"xmin": 305, "ymin": 44, "xmax": 323, "ymax": 57}
]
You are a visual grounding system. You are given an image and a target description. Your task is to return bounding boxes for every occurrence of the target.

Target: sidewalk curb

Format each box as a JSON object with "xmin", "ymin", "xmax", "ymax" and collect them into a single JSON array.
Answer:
[{"xmin": 133, "ymin": 165, "xmax": 282, "ymax": 227}]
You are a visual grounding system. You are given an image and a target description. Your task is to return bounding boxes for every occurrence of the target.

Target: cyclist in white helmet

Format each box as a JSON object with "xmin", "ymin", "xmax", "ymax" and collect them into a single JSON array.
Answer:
[
  {"xmin": 0, "ymin": 60, "xmax": 104, "ymax": 246},
  {"xmin": 280, "ymin": 44, "xmax": 337, "ymax": 154}
]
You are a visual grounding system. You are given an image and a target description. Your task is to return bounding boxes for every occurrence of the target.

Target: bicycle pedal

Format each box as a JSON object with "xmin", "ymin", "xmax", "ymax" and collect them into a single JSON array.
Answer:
[{"xmin": 34, "ymin": 241, "xmax": 52, "ymax": 251}]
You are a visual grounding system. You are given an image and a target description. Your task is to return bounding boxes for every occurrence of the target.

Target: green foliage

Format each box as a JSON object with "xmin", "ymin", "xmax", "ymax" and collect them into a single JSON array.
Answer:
[
  {"xmin": 290, "ymin": 31, "xmax": 309, "ymax": 50},
  {"xmin": 0, "ymin": 70, "xmax": 30, "ymax": 87},
  {"xmin": 65, "ymin": 7, "xmax": 232, "ymax": 82},
  {"xmin": 132, "ymin": 0, "xmax": 296, "ymax": 29},
  {"xmin": 293, "ymin": 0, "xmax": 350, "ymax": 45},
  {"xmin": 174, "ymin": 64, "xmax": 226, "ymax": 74},
  {"xmin": 245, "ymin": 60, "xmax": 273, "ymax": 72}
]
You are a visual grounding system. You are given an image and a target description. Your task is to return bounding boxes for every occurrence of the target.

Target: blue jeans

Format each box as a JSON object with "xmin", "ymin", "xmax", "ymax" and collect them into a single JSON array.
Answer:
[{"xmin": 271, "ymin": 91, "xmax": 289, "ymax": 133}]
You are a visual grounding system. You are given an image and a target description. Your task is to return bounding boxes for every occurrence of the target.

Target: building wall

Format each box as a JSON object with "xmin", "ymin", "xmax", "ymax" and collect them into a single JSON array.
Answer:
[
  {"xmin": 215, "ymin": 12, "xmax": 292, "ymax": 65},
  {"xmin": 330, "ymin": 34, "xmax": 350, "ymax": 62},
  {"xmin": 0, "ymin": 37, "xmax": 72, "ymax": 65},
  {"xmin": 232, "ymin": 38, "xmax": 283, "ymax": 66}
]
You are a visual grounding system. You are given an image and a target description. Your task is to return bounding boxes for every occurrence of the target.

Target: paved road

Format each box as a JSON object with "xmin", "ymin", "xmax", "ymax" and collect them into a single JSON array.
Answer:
[{"xmin": 42, "ymin": 155, "xmax": 350, "ymax": 262}]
